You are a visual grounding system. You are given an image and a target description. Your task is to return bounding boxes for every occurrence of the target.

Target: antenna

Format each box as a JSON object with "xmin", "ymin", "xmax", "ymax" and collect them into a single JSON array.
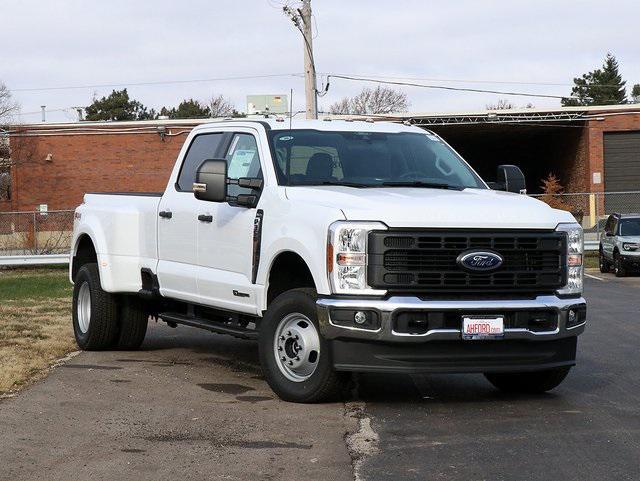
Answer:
[{"xmin": 289, "ymin": 88, "xmax": 293, "ymax": 130}]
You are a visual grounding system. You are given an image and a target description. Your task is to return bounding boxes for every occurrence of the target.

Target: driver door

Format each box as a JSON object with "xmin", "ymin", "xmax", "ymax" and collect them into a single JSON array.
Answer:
[{"xmin": 196, "ymin": 131, "xmax": 264, "ymax": 314}]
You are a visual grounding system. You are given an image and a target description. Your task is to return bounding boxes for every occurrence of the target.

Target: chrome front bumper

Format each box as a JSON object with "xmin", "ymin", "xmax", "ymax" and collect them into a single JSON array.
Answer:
[{"xmin": 317, "ymin": 295, "xmax": 586, "ymax": 343}]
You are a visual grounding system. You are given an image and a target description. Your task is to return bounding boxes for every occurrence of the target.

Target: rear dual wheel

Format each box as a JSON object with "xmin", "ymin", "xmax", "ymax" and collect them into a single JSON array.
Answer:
[{"xmin": 72, "ymin": 263, "xmax": 148, "ymax": 350}]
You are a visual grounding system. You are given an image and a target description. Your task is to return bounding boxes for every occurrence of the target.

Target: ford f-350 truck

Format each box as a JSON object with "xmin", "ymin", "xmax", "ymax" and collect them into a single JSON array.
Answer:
[{"xmin": 70, "ymin": 119, "xmax": 586, "ymax": 402}]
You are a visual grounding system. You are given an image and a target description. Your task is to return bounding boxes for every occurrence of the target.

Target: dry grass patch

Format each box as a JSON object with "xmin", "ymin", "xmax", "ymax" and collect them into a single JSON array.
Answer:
[{"xmin": 0, "ymin": 268, "xmax": 76, "ymax": 395}]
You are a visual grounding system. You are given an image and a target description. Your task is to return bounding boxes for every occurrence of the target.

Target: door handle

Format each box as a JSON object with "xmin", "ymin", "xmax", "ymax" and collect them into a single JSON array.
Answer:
[
  {"xmin": 159, "ymin": 210, "xmax": 172, "ymax": 219},
  {"xmin": 198, "ymin": 214, "xmax": 213, "ymax": 223}
]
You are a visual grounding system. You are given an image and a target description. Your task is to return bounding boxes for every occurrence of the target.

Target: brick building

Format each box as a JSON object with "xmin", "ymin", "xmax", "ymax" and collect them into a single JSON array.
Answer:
[
  {"xmin": 0, "ymin": 119, "xmax": 203, "ymax": 212},
  {"xmin": 1, "ymin": 104, "xmax": 639, "ymax": 213}
]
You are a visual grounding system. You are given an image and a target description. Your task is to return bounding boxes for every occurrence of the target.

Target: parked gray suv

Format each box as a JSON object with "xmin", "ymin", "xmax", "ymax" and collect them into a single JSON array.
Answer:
[{"xmin": 599, "ymin": 213, "xmax": 640, "ymax": 276}]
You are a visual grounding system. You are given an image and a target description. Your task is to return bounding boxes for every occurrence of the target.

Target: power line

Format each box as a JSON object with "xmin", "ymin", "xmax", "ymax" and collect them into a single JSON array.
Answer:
[
  {"xmin": 326, "ymin": 74, "xmax": 580, "ymax": 100},
  {"xmin": 321, "ymin": 73, "xmax": 628, "ymax": 89},
  {"xmin": 10, "ymin": 73, "xmax": 304, "ymax": 93},
  {"xmin": 11, "ymin": 71, "xmax": 627, "ymax": 97}
]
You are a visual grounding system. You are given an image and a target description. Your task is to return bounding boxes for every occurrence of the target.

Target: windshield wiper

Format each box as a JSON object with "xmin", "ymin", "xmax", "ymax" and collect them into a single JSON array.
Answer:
[
  {"xmin": 294, "ymin": 181, "xmax": 371, "ymax": 188},
  {"xmin": 381, "ymin": 181, "xmax": 464, "ymax": 190}
]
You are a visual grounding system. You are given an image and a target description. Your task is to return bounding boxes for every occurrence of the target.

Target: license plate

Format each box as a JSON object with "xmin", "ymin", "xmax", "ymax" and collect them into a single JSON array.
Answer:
[{"xmin": 462, "ymin": 316, "xmax": 504, "ymax": 340}]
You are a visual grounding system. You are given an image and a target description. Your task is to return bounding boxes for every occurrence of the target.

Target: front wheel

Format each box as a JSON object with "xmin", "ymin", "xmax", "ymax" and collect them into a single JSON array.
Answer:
[
  {"xmin": 258, "ymin": 288, "xmax": 349, "ymax": 403},
  {"xmin": 484, "ymin": 366, "xmax": 571, "ymax": 393},
  {"xmin": 614, "ymin": 252, "xmax": 627, "ymax": 277}
]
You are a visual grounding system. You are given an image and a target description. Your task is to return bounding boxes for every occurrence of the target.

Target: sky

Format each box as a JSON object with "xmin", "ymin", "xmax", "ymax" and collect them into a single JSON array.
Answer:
[{"xmin": 2, "ymin": 0, "xmax": 640, "ymax": 123}]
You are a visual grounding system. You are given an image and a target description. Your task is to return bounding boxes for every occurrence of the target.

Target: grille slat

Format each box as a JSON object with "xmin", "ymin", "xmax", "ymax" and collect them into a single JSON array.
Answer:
[{"xmin": 368, "ymin": 230, "xmax": 566, "ymax": 294}]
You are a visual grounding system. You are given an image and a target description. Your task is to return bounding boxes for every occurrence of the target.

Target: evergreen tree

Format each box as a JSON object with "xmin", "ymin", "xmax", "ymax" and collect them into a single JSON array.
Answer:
[
  {"xmin": 562, "ymin": 53, "xmax": 627, "ymax": 106},
  {"xmin": 160, "ymin": 99, "xmax": 211, "ymax": 119},
  {"xmin": 85, "ymin": 89, "xmax": 155, "ymax": 121},
  {"xmin": 631, "ymin": 84, "xmax": 640, "ymax": 104}
]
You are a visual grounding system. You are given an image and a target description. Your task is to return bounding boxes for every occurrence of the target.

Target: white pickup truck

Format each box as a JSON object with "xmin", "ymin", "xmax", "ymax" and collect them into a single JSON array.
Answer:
[{"xmin": 70, "ymin": 118, "xmax": 586, "ymax": 402}]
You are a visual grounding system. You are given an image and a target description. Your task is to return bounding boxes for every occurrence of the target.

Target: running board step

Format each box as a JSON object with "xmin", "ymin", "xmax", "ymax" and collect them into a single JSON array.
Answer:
[{"xmin": 158, "ymin": 312, "xmax": 258, "ymax": 340}]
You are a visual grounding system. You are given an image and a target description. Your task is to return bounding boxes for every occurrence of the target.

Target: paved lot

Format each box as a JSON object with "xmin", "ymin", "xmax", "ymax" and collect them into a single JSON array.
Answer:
[
  {"xmin": 0, "ymin": 327, "xmax": 354, "ymax": 481},
  {"xmin": 1, "ymin": 272, "xmax": 639, "ymax": 481},
  {"xmin": 357, "ymin": 272, "xmax": 640, "ymax": 481}
]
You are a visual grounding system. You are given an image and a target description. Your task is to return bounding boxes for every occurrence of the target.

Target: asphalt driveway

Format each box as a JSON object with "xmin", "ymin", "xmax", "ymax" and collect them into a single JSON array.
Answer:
[{"xmin": 1, "ymin": 274, "xmax": 639, "ymax": 481}]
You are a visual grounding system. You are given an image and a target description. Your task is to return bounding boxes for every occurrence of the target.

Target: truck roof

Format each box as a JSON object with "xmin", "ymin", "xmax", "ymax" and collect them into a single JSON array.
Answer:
[{"xmin": 191, "ymin": 117, "xmax": 429, "ymax": 134}]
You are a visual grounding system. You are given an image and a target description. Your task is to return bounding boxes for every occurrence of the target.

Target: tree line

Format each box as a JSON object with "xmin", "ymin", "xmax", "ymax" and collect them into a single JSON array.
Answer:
[{"xmin": 82, "ymin": 90, "xmax": 246, "ymax": 121}]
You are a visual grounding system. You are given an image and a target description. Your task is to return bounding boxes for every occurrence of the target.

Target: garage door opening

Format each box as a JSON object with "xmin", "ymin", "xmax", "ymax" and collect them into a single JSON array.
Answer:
[{"xmin": 426, "ymin": 122, "xmax": 587, "ymax": 195}]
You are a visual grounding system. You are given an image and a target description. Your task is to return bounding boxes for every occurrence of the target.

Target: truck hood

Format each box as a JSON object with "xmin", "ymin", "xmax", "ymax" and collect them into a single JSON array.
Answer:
[{"xmin": 285, "ymin": 186, "xmax": 576, "ymax": 229}]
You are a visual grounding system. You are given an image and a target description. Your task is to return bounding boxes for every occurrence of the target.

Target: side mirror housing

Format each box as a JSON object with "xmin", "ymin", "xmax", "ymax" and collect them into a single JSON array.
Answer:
[
  {"xmin": 494, "ymin": 165, "xmax": 527, "ymax": 194},
  {"xmin": 193, "ymin": 159, "xmax": 227, "ymax": 202}
]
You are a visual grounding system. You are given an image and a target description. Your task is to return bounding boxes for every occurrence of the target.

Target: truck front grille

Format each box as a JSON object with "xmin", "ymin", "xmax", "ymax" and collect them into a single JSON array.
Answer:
[{"xmin": 368, "ymin": 230, "xmax": 566, "ymax": 294}]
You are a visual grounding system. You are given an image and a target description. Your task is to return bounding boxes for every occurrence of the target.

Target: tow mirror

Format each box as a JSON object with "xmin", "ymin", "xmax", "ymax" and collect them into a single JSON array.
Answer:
[
  {"xmin": 193, "ymin": 159, "xmax": 227, "ymax": 202},
  {"xmin": 491, "ymin": 165, "xmax": 527, "ymax": 194},
  {"xmin": 193, "ymin": 159, "xmax": 263, "ymax": 207}
]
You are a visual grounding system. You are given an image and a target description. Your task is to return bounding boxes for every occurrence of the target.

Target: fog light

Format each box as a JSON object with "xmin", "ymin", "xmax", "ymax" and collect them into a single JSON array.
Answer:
[
  {"xmin": 354, "ymin": 311, "xmax": 367, "ymax": 325},
  {"xmin": 566, "ymin": 305, "xmax": 586, "ymax": 328}
]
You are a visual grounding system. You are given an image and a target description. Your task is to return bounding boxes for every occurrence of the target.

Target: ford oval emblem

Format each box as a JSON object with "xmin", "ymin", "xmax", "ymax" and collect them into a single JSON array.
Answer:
[{"xmin": 457, "ymin": 250, "xmax": 504, "ymax": 272}]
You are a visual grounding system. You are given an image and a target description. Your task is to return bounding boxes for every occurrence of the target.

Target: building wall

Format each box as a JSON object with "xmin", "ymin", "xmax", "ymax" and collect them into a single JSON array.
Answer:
[
  {"xmin": 586, "ymin": 112, "xmax": 640, "ymax": 193},
  {"xmin": 1, "ymin": 127, "xmax": 194, "ymax": 212},
  {"xmin": 2, "ymin": 111, "xmax": 639, "ymax": 213}
]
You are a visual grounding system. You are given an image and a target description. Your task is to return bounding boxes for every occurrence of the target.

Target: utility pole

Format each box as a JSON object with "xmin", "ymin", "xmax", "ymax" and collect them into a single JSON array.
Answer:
[
  {"xmin": 284, "ymin": 1, "xmax": 318, "ymax": 119},
  {"xmin": 301, "ymin": 0, "xmax": 317, "ymax": 119}
]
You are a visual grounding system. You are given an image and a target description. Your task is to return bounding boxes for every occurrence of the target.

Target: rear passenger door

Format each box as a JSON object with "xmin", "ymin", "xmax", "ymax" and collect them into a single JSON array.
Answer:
[{"xmin": 157, "ymin": 132, "xmax": 227, "ymax": 303}]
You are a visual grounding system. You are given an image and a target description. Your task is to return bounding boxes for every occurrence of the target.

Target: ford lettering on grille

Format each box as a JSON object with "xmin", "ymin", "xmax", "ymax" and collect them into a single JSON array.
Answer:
[{"xmin": 457, "ymin": 250, "xmax": 503, "ymax": 272}]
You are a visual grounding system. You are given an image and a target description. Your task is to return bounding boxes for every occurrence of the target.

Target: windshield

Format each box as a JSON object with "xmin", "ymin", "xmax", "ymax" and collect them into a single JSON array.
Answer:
[
  {"xmin": 269, "ymin": 130, "xmax": 486, "ymax": 189},
  {"xmin": 620, "ymin": 218, "xmax": 640, "ymax": 236}
]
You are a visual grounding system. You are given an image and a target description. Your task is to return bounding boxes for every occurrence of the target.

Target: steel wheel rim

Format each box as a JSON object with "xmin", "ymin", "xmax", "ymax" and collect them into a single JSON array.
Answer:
[
  {"xmin": 273, "ymin": 313, "xmax": 320, "ymax": 382},
  {"xmin": 77, "ymin": 282, "xmax": 91, "ymax": 334}
]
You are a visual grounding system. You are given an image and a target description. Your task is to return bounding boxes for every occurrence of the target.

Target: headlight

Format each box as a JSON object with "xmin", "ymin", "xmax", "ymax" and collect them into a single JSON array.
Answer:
[
  {"xmin": 327, "ymin": 221, "xmax": 387, "ymax": 295},
  {"xmin": 623, "ymin": 242, "xmax": 639, "ymax": 251},
  {"xmin": 556, "ymin": 223, "xmax": 583, "ymax": 296}
]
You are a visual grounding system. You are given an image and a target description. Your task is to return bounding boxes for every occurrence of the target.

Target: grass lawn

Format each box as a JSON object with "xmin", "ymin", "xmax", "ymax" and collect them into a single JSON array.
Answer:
[
  {"xmin": 584, "ymin": 252, "xmax": 598, "ymax": 269},
  {"xmin": 0, "ymin": 267, "xmax": 75, "ymax": 395}
]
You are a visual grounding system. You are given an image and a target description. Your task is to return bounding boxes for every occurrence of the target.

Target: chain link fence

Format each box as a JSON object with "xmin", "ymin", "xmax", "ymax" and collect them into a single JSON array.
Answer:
[
  {"xmin": 0, "ymin": 210, "xmax": 74, "ymax": 262},
  {"xmin": 0, "ymin": 192, "xmax": 639, "ymax": 264}
]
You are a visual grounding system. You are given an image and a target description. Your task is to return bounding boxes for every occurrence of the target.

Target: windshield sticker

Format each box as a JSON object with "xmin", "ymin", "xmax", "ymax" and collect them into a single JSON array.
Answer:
[{"xmin": 278, "ymin": 135, "xmax": 294, "ymax": 141}]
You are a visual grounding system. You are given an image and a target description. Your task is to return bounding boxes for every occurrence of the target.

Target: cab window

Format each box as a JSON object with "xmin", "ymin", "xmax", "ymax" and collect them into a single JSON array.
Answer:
[{"xmin": 225, "ymin": 133, "xmax": 263, "ymax": 197}]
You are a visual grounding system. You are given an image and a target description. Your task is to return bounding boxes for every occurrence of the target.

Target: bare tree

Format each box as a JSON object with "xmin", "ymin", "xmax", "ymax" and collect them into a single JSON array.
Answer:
[
  {"xmin": 329, "ymin": 86, "xmax": 409, "ymax": 115},
  {"xmin": 207, "ymin": 94, "xmax": 236, "ymax": 118},
  {"xmin": 486, "ymin": 99, "xmax": 515, "ymax": 110},
  {"xmin": 0, "ymin": 82, "xmax": 19, "ymax": 124},
  {"xmin": 1, "ymin": 82, "xmax": 19, "ymax": 200},
  {"xmin": 486, "ymin": 98, "xmax": 535, "ymax": 110}
]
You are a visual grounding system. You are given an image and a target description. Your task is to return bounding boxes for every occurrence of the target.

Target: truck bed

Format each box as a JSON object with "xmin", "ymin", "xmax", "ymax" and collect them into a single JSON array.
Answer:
[{"xmin": 79, "ymin": 192, "xmax": 162, "ymax": 292}]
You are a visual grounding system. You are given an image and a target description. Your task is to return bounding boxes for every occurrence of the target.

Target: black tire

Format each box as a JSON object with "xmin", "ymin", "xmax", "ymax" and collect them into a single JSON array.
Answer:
[
  {"xmin": 258, "ymin": 288, "xmax": 349, "ymax": 403},
  {"xmin": 484, "ymin": 366, "xmax": 571, "ymax": 394},
  {"xmin": 72, "ymin": 263, "xmax": 120, "ymax": 350},
  {"xmin": 614, "ymin": 252, "xmax": 627, "ymax": 277},
  {"xmin": 599, "ymin": 248, "xmax": 610, "ymax": 273},
  {"xmin": 116, "ymin": 296, "xmax": 149, "ymax": 350}
]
